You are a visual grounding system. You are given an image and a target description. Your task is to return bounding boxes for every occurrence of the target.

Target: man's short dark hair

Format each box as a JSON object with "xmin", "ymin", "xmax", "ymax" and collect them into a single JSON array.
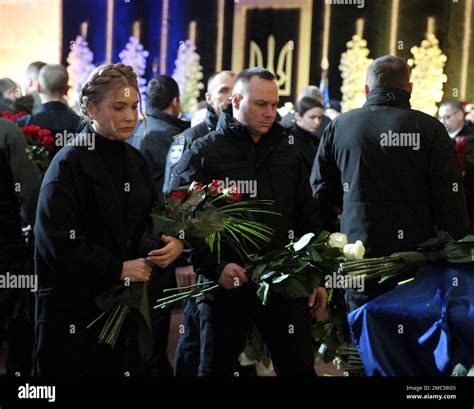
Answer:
[
  {"xmin": 147, "ymin": 75, "xmax": 180, "ymax": 110},
  {"xmin": 27, "ymin": 61, "xmax": 47, "ymax": 81},
  {"xmin": 440, "ymin": 100, "xmax": 464, "ymax": 114},
  {"xmin": 234, "ymin": 67, "xmax": 276, "ymax": 93},
  {"xmin": 296, "ymin": 97, "xmax": 324, "ymax": 116},
  {"xmin": 366, "ymin": 55, "xmax": 411, "ymax": 90}
]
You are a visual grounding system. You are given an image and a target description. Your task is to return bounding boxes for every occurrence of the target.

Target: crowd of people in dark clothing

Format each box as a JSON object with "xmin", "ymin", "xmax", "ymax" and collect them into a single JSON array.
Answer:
[{"xmin": 1, "ymin": 54, "xmax": 473, "ymax": 376}]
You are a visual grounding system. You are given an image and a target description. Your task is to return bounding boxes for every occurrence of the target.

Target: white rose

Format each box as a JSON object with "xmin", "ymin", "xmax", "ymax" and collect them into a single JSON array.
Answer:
[
  {"xmin": 328, "ymin": 232, "xmax": 348, "ymax": 249},
  {"xmin": 343, "ymin": 240, "xmax": 366, "ymax": 260}
]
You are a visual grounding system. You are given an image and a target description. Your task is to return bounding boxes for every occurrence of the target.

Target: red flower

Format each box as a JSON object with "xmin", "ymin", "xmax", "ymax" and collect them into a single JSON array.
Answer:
[
  {"xmin": 10, "ymin": 111, "xmax": 27, "ymax": 121},
  {"xmin": 20, "ymin": 125, "xmax": 41, "ymax": 139},
  {"xmin": 187, "ymin": 181, "xmax": 205, "ymax": 195},
  {"xmin": 223, "ymin": 187, "xmax": 243, "ymax": 203},
  {"xmin": 454, "ymin": 136, "xmax": 468, "ymax": 172},
  {"xmin": 168, "ymin": 189, "xmax": 188, "ymax": 202},
  {"xmin": 207, "ymin": 179, "xmax": 222, "ymax": 196},
  {"xmin": 2, "ymin": 111, "xmax": 11, "ymax": 120},
  {"xmin": 42, "ymin": 136, "xmax": 56, "ymax": 151}
]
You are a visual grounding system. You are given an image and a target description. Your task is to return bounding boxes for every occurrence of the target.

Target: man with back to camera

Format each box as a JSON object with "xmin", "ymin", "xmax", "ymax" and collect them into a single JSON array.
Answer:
[
  {"xmin": 175, "ymin": 67, "xmax": 327, "ymax": 376},
  {"xmin": 16, "ymin": 64, "xmax": 82, "ymax": 157},
  {"xmin": 311, "ymin": 55, "xmax": 469, "ymax": 311},
  {"xmin": 137, "ymin": 75, "xmax": 190, "ymax": 194}
]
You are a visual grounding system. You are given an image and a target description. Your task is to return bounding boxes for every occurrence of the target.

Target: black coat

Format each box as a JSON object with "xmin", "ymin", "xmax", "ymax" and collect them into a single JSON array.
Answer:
[
  {"xmin": 163, "ymin": 105, "xmax": 219, "ymax": 192},
  {"xmin": 138, "ymin": 108, "xmax": 190, "ymax": 193},
  {"xmin": 34, "ymin": 129, "xmax": 155, "ymax": 374},
  {"xmin": 175, "ymin": 111, "xmax": 321, "ymax": 280},
  {"xmin": 16, "ymin": 101, "xmax": 82, "ymax": 156},
  {"xmin": 0, "ymin": 119, "xmax": 40, "ymax": 267},
  {"xmin": 311, "ymin": 87, "xmax": 469, "ymax": 257},
  {"xmin": 289, "ymin": 123, "xmax": 320, "ymax": 176}
]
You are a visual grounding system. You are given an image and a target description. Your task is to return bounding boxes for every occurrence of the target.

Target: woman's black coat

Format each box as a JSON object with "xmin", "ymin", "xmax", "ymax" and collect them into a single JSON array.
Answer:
[{"xmin": 34, "ymin": 130, "xmax": 154, "ymax": 375}]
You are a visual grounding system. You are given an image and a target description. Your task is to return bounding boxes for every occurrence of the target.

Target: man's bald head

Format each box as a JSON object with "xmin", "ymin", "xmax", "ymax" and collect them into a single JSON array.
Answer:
[
  {"xmin": 38, "ymin": 64, "xmax": 69, "ymax": 97},
  {"xmin": 205, "ymin": 70, "xmax": 236, "ymax": 116},
  {"xmin": 366, "ymin": 55, "xmax": 411, "ymax": 92}
]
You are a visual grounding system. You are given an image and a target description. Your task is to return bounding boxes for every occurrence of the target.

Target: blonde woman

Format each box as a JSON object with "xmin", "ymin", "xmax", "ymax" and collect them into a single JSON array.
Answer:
[{"xmin": 34, "ymin": 64, "xmax": 183, "ymax": 375}]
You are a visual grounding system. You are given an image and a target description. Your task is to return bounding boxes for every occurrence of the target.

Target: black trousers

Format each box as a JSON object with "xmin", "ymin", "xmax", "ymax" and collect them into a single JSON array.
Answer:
[
  {"xmin": 35, "ymin": 315, "xmax": 142, "ymax": 376},
  {"xmin": 202, "ymin": 283, "xmax": 316, "ymax": 376},
  {"xmin": 0, "ymin": 249, "xmax": 34, "ymax": 376}
]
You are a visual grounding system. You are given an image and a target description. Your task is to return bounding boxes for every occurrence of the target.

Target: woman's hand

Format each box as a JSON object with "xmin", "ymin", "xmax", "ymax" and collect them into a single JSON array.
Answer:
[
  {"xmin": 146, "ymin": 235, "xmax": 184, "ymax": 268},
  {"xmin": 120, "ymin": 258, "xmax": 153, "ymax": 282}
]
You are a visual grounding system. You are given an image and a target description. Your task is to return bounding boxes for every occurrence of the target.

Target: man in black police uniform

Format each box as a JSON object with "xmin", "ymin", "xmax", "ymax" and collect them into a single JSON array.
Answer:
[
  {"xmin": 311, "ymin": 55, "xmax": 469, "ymax": 311},
  {"xmin": 175, "ymin": 68, "xmax": 327, "ymax": 376},
  {"xmin": 165, "ymin": 70, "xmax": 236, "ymax": 376},
  {"xmin": 163, "ymin": 70, "xmax": 236, "ymax": 193},
  {"xmin": 137, "ymin": 75, "xmax": 190, "ymax": 194},
  {"xmin": 0, "ymin": 119, "xmax": 40, "ymax": 375}
]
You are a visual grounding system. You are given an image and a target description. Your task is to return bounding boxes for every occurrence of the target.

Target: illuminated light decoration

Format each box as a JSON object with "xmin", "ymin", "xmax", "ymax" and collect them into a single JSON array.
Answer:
[
  {"xmin": 460, "ymin": 0, "xmax": 472, "ymax": 100},
  {"xmin": 339, "ymin": 19, "xmax": 373, "ymax": 112},
  {"xmin": 216, "ymin": 0, "xmax": 225, "ymax": 72},
  {"xmin": 106, "ymin": 0, "xmax": 114, "ymax": 64},
  {"xmin": 321, "ymin": 1, "xmax": 331, "ymax": 71},
  {"xmin": 66, "ymin": 35, "xmax": 96, "ymax": 113},
  {"xmin": 188, "ymin": 20, "xmax": 197, "ymax": 45},
  {"xmin": 160, "ymin": 0, "xmax": 170, "ymax": 74},
  {"xmin": 172, "ymin": 40, "xmax": 205, "ymax": 116},
  {"xmin": 389, "ymin": 0, "xmax": 400, "ymax": 55},
  {"xmin": 407, "ymin": 17, "xmax": 447, "ymax": 117},
  {"xmin": 119, "ymin": 36, "xmax": 149, "ymax": 113}
]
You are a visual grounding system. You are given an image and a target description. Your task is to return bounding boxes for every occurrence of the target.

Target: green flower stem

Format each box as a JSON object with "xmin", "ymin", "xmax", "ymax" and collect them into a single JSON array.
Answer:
[
  {"xmin": 87, "ymin": 311, "xmax": 106, "ymax": 329},
  {"xmin": 163, "ymin": 282, "xmax": 214, "ymax": 293}
]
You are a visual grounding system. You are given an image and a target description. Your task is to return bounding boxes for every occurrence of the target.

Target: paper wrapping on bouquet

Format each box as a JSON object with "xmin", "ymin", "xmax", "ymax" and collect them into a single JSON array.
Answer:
[
  {"xmin": 95, "ymin": 282, "xmax": 153, "ymax": 362},
  {"xmin": 348, "ymin": 262, "xmax": 474, "ymax": 376}
]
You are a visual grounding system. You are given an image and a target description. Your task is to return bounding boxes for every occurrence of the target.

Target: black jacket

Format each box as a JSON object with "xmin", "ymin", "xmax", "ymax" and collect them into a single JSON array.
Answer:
[
  {"xmin": 311, "ymin": 87, "xmax": 469, "ymax": 256},
  {"xmin": 0, "ymin": 119, "xmax": 40, "ymax": 267},
  {"xmin": 34, "ymin": 128, "xmax": 154, "ymax": 324},
  {"xmin": 163, "ymin": 105, "xmax": 219, "ymax": 192},
  {"xmin": 289, "ymin": 123, "xmax": 319, "ymax": 175},
  {"xmin": 16, "ymin": 101, "xmax": 82, "ymax": 156},
  {"xmin": 138, "ymin": 108, "xmax": 190, "ymax": 193},
  {"xmin": 175, "ymin": 111, "xmax": 321, "ymax": 280}
]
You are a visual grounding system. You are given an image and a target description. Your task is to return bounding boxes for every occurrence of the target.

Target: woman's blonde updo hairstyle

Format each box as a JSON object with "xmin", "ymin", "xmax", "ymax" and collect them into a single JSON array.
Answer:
[{"xmin": 79, "ymin": 63, "xmax": 139, "ymax": 120}]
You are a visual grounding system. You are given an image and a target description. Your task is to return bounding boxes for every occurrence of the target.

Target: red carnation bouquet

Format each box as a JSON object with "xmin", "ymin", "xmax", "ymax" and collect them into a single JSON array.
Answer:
[{"xmin": 2, "ymin": 111, "xmax": 54, "ymax": 175}]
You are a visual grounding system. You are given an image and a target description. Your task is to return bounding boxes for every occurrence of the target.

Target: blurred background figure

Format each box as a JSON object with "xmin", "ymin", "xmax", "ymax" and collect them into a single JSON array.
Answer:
[
  {"xmin": 290, "ymin": 96, "xmax": 325, "ymax": 174},
  {"xmin": 324, "ymin": 99, "xmax": 342, "ymax": 121},
  {"xmin": 0, "ymin": 78, "xmax": 20, "ymax": 113},
  {"xmin": 23, "ymin": 61, "xmax": 47, "ymax": 114},
  {"xmin": 16, "ymin": 64, "xmax": 81, "ymax": 157}
]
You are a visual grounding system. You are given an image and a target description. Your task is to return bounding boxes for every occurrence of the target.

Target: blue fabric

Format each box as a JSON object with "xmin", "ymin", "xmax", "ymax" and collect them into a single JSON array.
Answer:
[{"xmin": 348, "ymin": 262, "xmax": 474, "ymax": 376}]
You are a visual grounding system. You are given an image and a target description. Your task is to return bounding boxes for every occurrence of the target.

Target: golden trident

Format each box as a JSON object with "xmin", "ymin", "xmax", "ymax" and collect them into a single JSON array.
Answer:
[{"xmin": 249, "ymin": 35, "xmax": 294, "ymax": 96}]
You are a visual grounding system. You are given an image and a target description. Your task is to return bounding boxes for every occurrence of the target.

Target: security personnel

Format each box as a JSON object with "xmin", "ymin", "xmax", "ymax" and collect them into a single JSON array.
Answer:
[
  {"xmin": 163, "ymin": 70, "xmax": 236, "ymax": 193},
  {"xmin": 168, "ymin": 70, "xmax": 236, "ymax": 376},
  {"xmin": 311, "ymin": 56, "xmax": 469, "ymax": 310},
  {"xmin": 137, "ymin": 75, "xmax": 189, "ymax": 194},
  {"xmin": 175, "ymin": 68, "xmax": 327, "ymax": 376}
]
